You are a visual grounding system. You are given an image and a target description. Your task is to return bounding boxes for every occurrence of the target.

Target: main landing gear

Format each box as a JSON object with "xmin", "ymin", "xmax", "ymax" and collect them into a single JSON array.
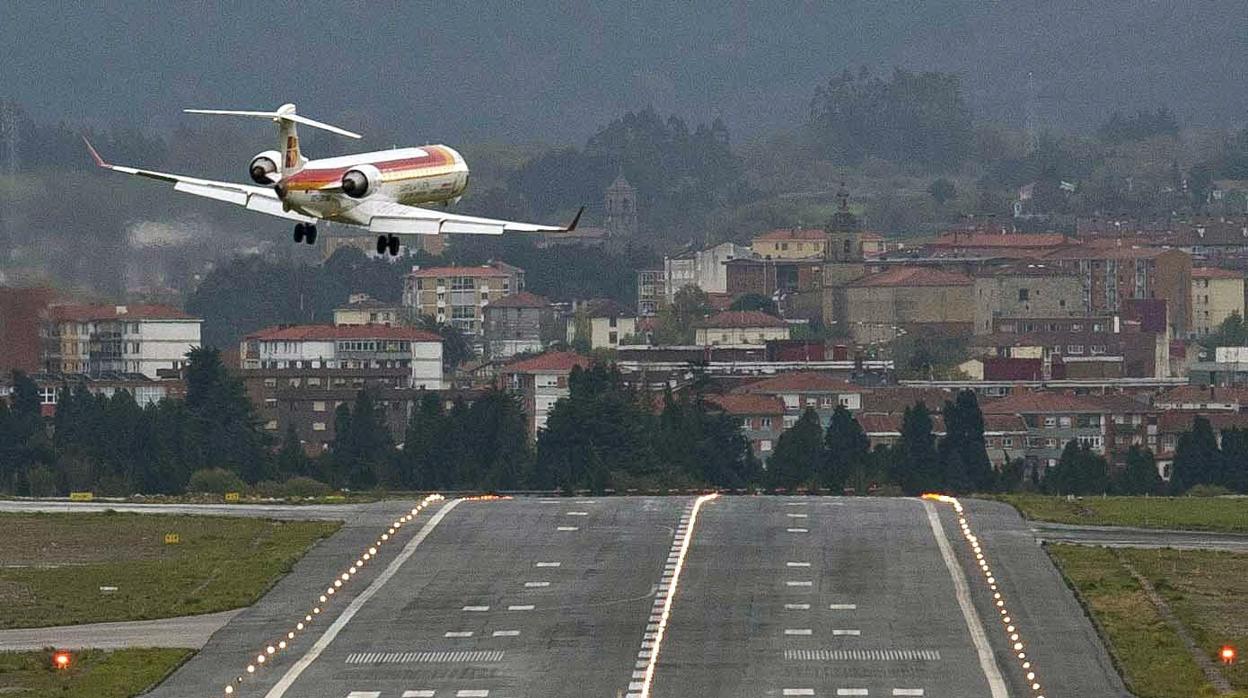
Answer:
[
  {"xmin": 375, "ymin": 234, "xmax": 401, "ymax": 257},
  {"xmin": 293, "ymin": 223, "xmax": 318, "ymax": 245}
]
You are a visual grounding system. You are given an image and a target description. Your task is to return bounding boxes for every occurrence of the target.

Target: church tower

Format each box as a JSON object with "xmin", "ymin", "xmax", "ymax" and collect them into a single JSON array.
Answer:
[
  {"xmin": 822, "ymin": 183, "xmax": 867, "ymax": 328},
  {"xmin": 604, "ymin": 173, "xmax": 639, "ymax": 237}
]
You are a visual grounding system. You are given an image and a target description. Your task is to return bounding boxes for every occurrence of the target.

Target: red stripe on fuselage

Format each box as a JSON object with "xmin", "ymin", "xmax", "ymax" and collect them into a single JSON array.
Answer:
[{"xmin": 284, "ymin": 147, "xmax": 456, "ymax": 189}]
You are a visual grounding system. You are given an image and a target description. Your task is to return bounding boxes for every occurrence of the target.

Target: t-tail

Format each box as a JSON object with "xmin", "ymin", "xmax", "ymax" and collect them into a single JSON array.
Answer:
[{"xmin": 183, "ymin": 103, "xmax": 362, "ymax": 177}]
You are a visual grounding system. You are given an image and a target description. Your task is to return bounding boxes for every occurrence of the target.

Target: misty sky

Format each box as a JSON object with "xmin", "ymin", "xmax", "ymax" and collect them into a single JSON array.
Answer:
[{"xmin": 3, "ymin": 2, "xmax": 1247, "ymax": 147}]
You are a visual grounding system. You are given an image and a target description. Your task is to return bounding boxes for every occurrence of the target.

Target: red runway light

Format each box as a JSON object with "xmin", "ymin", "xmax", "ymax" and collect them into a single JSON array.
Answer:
[
  {"xmin": 53, "ymin": 651, "xmax": 71, "ymax": 669},
  {"xmin": 1221, "ymin": 646, "xmax": 1236, "ymax": 664}
]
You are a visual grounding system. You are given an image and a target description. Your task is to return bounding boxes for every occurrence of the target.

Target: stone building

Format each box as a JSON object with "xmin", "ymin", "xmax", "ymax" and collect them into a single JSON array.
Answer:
[
  {"xmin": 842, "ymin": 267, "xmax": 974, "ymax": 343},
  {"xmin": 972, "ymin": 264, "xmax": 1086, "ymax": 334},
  {"xmin": 604, "ymin": 173, "xmax": 639, "ymax": 237}
]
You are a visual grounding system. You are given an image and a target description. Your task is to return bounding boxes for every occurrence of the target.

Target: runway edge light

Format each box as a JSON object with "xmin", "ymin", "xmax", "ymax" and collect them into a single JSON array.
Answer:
[
  {"xmin": 53, "ymin": 650, "xmax": 71, "ymax": 670},
  {"xmin": 1221, "ymin": 645, "xmax": 1236, "ymax": 664}
]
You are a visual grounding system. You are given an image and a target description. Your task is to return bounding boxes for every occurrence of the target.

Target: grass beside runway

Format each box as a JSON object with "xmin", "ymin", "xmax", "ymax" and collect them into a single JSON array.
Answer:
[
  {"xmin": 0, "ymin": 647, "xmax": 193, "ymax": 697},
  {"xmin": 0, "ymin": 512, "xmax": 340, "ymax": 628},
  {"xmin": 1000, "ymin": 494, "xmax": 1248, "ymax": 533},
  {"xmin": 1049, "ymin": 544, "xmax": 1248, "ymax": 697}
]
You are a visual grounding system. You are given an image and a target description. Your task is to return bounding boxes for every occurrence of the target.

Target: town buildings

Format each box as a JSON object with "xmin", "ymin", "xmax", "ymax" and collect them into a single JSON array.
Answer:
[
  {"xmin": 499, "ymin": 351, "xmax": 591, "ymax": 438},
  {"xmin": 663, "ymin": 242, "xmax": 752, "ymax": 300},
  {"xmin": 1191, "ymin": 267, "xmax": 1245, "ymax": 336},
  {"xmin": 334, "ymin": 293, "xmax": 405, "ymax": 327},
  {"xmin": 751, "ymin": 228, "xmax": 827, "ymax": 260},
  {"xmin": 402, "ymin": 262, "xmax": 523, "ymax": 338},
  {"xmin": 570, "ymin": 299, "xmax": 637, "ymax": 350},
  {"xmin": 694, "ymin": 310, "xmax": 790, "ymax": 346},
  {"xmin": 842, "ymin": 267, "xmax": 974, "ymax": 343},
  {"xmin": 972, "ymin": 264, "xmax": 1085, "ymax": 335},
  {"xmin": 0, "ymin": 286, "xmax": 59, "ymax": 374},
  {"xmin": 706, "ymin": 393, "xmax": 784, "ymax": 461},
  {"xmin": 241, "ymin": 324, "xmax": 444, "ymax": 389},
  {"xmin": 42, "ymin": 304, "xmax": 201, "ymax": 379},
  {"xmin": 483, "ymin": 291, "xmax": 561, "ymax": 360}
]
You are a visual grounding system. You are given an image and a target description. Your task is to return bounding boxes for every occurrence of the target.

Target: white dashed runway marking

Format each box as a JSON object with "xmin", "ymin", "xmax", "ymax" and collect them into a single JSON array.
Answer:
[
  {"xmin": 523, "ymin": 581, "xmax": 550, "ymax": 588},
  {"xmin": 491, "ymin": 630, "xmax": 520, "ymax": 637},
  {"xmin": 556, "ymin": 526, "xmax": 579, "ymax": 531},
  {"xmin": 443, "ymin": 631, "xmax": 473, "ymax": 638},
  {"xmin": 829, "ymin": 603, "xmax": 857, "ymax": 610},
  {"xmin": 402, "ymin": 691, "xmax": 434, "ymax": 698},
  {"xmin": 837, "ymin": 690, "xmax": 869, "ymax": 696},
  {"xmin": 786, "ymin": 580, "xmax": 813, "ymax": 587},
  {"xmin": 456, "ymin": 691, "xmax": 489, "ymax": 697},
  {"xmin": 786, "ymin": 528, "xmax": 809, "ymax": 533},
  {"xmin": 535, "ymin": 561, "xmax": 561, "ymax": 567},
  {"xmin": 507, "ymin": 604, "xmax": 534, "ymax": 611},
  {"xmin": 786, "ymin": 561, "xmax": 811, "ymax": 567},
  {"xmin": 461, "ymin": 605, "xmax": 489, "ymax": 612},
  {"xmin": 784, "ymin": 603, "xmax": 811, "ymax": 610},
  {"xmin": 566, "ymin": 511, "xmax": 589, "ymax": 516},
  {"xmin": 783, "ymin": 648, "xmax": 941, "ymax": 661},
  {"xmin": 832, "ymin": 629, "xmax": 862, "ymax": 636},
  {"xmin": 783, "ymin": 690, "xmax": 815, "ymax": 696},
  {"xmin": 787, "ymin": 513, "xmax": 809, "ymax": 518},
  {"xmin": 346, "ymin": 692, "xmax": 380, "ymax": 698},
  {"xmin": 345, "ymin": 650, "xmax": 505, "ymax": 664},
  {"xmin": 784, "ymin": 628, "xmax": 813, "ymax": 636},
  {"xmin": 893, "ymin": 690, "xmax": 925, "ymax": 696}
]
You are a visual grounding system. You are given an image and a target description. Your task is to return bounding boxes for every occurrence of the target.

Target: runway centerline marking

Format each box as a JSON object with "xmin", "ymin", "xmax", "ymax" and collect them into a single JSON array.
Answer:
[
  {"xmin": 922, "ymin": 499, "xmax": 1008, "ymax": 698},
  {"xmin": 444, "ymin": 631, "xmax": 473, "ymax": 638},
  {"xmin": 402, "ymin": 691, "xmax": 435, "ymax": 698},
  {"xmin": 829, "ymin": 603, "xmax": 857, "ymax": 610},
  {"xmin": 524, "ymin": 581, "xmax": 550, "ymax": 588},
  {"xmin": 783, "ymin": 690, "xmax": 814, "ymax": 696},
  {"xmin": 507, "ymin": 604, "xmax": 534, "ymax": 611},
  {"xmin": 787, "ymin": 561, "xmax": 811, "ymax": 567},
  {"xmin": 837, "ymin": 690, "xmax": 869, "ymax": 696},
  {"xmin": 784, "ymin": 628, "xmax": 813, "ymax": 636},
  {"xmin": 786, "ymin": 528, "xmax": 809, "ymax": 533},
  {"xmin": 556, "ymin": 526, "xmax": 579, "ymax": 531},
  {"xmin": 264, "ymin": 498, "xmax": 462, "ymax": 698},
  {"xmin": 893, "ymin": 690, "xmax": 925, "ymax": 696},
  {"xmin": 462, "ymin": 605, "xmax": 489, "ymax": 612},
  {"xmin": 785, "ymin": 603, "xmax": 811, "ymax": 610},
  {"xmin": 535, "ymin": 561, "xmax": 561, "ymax": 567}
]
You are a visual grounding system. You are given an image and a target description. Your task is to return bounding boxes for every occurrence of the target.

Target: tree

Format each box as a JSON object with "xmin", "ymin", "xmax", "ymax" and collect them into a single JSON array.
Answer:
[
  {"xmin": 810, "ymin": 67, "xmax": 973, "ymax": 171},
  {"xmin": 659, "ymin": 391, "xmax": 758, "ymax": 488},
  {"xmin": 767, "ymin": 408, "xmax": 824, "ymax": 489},
  {"xmin": 1047, "ymin": 440, "xmax": 1109, "ymax": 495},
  {"xmin": 1170, "ymin": 416, "xmax": 1222, "ymax": 493},
  {"xmin": 536, "ymin": 363, "xmax": 657, "ymax": 490},
  {"xmin": 184, "ymin": 347, "xmax": 270, "ymax": 481},
  {"xmin": 415, "ymin": 315, "xmax": 472, "ymax": 370},
  {"xmin": 822, "ymin": 405, "xmax": 869, "ymax": 492},
  {"xmin": 729, "ymin": 293, "xmax": 779, "ymax": 316},
  {"xmin": 397, "ymin": 392, "xmax": 445, "ymax": 489},
  {"xmin": 1114, "ymin": 446, "xmax": 1162, "ymax": 495},
  {"xmin": 466, "ymin": 389, "xmax": 533, "ymax": 490},
  {"xmin": 653, "ymin": 286, "xmax": 712, "ymax": 345},
  {"xmin": 331, "ymin": 389, "xmax": 393, "ymax": 490},
  {"xmin": 939, "ymin": 390, "xmax": 994, "ymax": 493},
  {"xmin": 927, "ymin": 178, "xmax": 957, "ymax": 206},
  {"xmin": 275, "ymin": 424, "xmax": 311, "ymax": 481},
  {"xmin": 1220, "ymin": 428, "xmax": 1248, "ymax": 493},
  {"xmin": 893, "ymin": 402, "xmax": 940, "ymax": 495}
]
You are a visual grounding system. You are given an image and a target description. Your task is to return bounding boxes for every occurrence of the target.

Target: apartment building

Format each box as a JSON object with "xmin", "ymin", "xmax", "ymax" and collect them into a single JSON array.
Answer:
[
  {"xmin": 664, "ymin": 242, "xmax": 753, "ymax": 300},
  {"xmin": 707, "ymin": 394, "xmax": 785, "ymax": 461},
  {"xmin": 402, "ymin": 263, "xmax": 523, "ymax": 338},
  {"xmin": 1191, "ymin": 267, "xmax": 1245, "ymax": 336},
  {"xmin": 334, "ymin": 293, "xmax": 405, "ymax": 327},
  {"xmin": 751, "ymin": 228, "xmax": 828, "ymax": 259},
  {"xmin": 695, "ymin": 311, "xmax": 790, "ymax": 346},
  {"xmin": 240, "ymin": 324, "xmax": 444, "ymax": 389},
  {"xmin": 1046, "ymin": 245, "xmax": 1192, "ymax": 336},
  {"xmin": 499, "ymin": 351, "xmax": 591, "ymax": 438},
  {"xmin": 43, "ymin": 304, "xmax": 201, "ymax": 379},
  {"xmin": 733, "ymin": 372, "xmax": 864, "ymax": 428}
]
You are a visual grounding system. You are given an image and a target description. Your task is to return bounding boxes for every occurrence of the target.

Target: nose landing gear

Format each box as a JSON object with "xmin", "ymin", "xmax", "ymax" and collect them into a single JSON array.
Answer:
[
  {"xmin": 375, "ymin": 234, "xmax": 401, "ymax": 257},
  {"xmin": 293, "ymin": 223, "xmax": 318, "ymax": 245}
]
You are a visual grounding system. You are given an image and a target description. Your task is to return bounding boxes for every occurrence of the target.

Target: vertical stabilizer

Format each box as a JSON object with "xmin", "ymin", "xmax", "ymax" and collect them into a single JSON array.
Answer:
[{"xmin": 182, "ymin": 103, "xmax": 362, "ymax": 178}]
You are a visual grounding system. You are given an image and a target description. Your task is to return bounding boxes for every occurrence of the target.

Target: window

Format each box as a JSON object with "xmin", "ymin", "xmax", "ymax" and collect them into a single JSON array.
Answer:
[
  {"xmin": 1045, "ymin": 438, "xmax": 1057, "ymax": 448},
  {"xmin": 264, "ymin": 378, "xmax": 277, "ymax": 388},
  {"xmin": 1018, "ymin": 288, "xmax": 1030, "ymax": 301},
  {"xmin": 760, "ymin": 417, "xmax": 773, "ymax": 429},
  {"xmin": 307, "ymin": 377, "xmax": 321, "ymax": 387},
  {"xmin": 760, "ymin": 440, "xmax": 773, "ymax": 452},
  {"xmin": 288, "ymin": 378, "xmax": 302, "ymax": 387},
  {"xmin": 1067, "ymin": 344, "xmax": 1084, "ymax": 354},
  {"xmin": 1044, "ymin": 416, "xmax": 1057, "ymax": 428},
  {"xmin": 312, "ymin": 422, "xmax": 326, "ymax": 432},
  {"xmin": 820, "ymin": 396, "xmax": 835, "ymax": 408},
  {"xmin": 264, "ymin": 398, "xmax": 277, "ymax": 408},
  {"xmin": 264, "ymin": 420, "xmax": 278, "ymax": 431},
  {"xmin": 313, "ymin": 401, "xmax": 326, "ymax": 412},
  {"xmin": 1003, "ymin": 438, "xmax": 1013, "ymax": 447},
  {"xmin": 608, "ymin": 331, "xmax": 618, "ymax": 345},
  {"xmin": 608, "ymin": 316, "xmax": 617, "ymax": 328},
  {"xmin": 1059, "ymin": 416, "xmax": 1072, "ymax": 428}
]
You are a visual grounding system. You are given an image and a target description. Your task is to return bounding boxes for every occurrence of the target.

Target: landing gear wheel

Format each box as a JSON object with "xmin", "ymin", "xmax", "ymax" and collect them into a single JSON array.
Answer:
[
  {"xmin": 304, "ymin": 225, "xmax": 317, "ymax": 245},
  {"xmin": 376, "ymin": 234, "xmax": 388, "ymax": 255},
  {"xmin": 293, "ymin": 223, "xmax": 305, "ymax": 243},
  {"xmin": 387, "ymin": 235, "xmax": 401, "ymax": 256}
]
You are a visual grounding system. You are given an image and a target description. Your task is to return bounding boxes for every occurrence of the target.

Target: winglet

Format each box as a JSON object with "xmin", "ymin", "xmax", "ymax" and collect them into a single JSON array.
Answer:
[
  {"xmin": 82, "ymin": 137, "xmax": 108, "ymax": 168},
  {"xmin": 566, "ymin": 206, "xmax": 584, "ymax": 232}
]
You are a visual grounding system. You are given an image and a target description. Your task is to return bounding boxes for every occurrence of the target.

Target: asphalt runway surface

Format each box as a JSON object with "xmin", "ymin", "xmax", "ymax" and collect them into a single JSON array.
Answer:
[{"xmin": 7, "ymin": 496, "xmax": 1132, "ymax": 697}]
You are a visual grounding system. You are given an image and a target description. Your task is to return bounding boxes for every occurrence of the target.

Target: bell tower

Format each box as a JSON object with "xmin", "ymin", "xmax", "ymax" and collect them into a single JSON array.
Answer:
[
  {"xmin": 604, "ymin": 173, "xmax": 639, "ymax": 237},
  {"xmin": 822, "ymin": 183, "xmax": 867, "ymax": 327}
]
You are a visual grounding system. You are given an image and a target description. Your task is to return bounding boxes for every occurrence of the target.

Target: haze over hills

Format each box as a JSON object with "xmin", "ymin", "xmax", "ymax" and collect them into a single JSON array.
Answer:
[{"xmin": 2, "ymin": 2, "xmax": 1247, "ymax": 144}]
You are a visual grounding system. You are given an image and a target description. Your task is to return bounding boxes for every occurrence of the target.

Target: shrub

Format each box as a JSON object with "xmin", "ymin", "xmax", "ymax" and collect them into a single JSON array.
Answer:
[
  {"xmin": 27, "ymin": 466, "xmax": 58, "ymax": 497},
  {"xmin": 281, "ymin": 476, "xmax": 333, "ymax": 498},
  {"xmin": 186, "ymin": 468, "xmax": 246, "ymax": 495},
  {"xmin": 1185, "ymin": 484, "xmax": 1233, "ymax": 498}
]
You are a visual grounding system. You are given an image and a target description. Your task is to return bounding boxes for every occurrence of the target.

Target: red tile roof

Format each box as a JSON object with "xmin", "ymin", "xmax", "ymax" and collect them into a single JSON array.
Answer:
[
  {"xmin": 848, "ymin": 267, "xmax": 973, "ymax": 288},
  {"xmin": 929, "ymin": 233, "xmax": 1074, "ymax": 249},
  {"xmin": 1043, "ymin": 244, "xmax": 1173, "ymax": 261},
  {"xmin": 502, "ymin": 351, "xmax": 591, "ymax": 374},
  {"xmin": 980, "ymin": 391, "xmax": 1109, "ymax": 414},
  {"xmin": 49, "ymin": 304, "xmax": 195, "ymax": 321},
  {"xmin": 984, "ymin": 414, "xmax": 1029, "ymax": 433},
  {"xmin": 486, "ymin": 291, "xmax": 550, "ymax": 308},
  {"xmin": 1156, "ymin": 385, "xmax": 1248, "ymax": 405},
  {"xmin": 754, "ymin": 228, "xmax": 828, "ymax": 242},
  {"xmin": 697, "ymin": 310, "xmax": 788, "ymax": 329},
  {"xmin": 1156, "ymin": 411, "xmax": 1248, "ymax": 434},
  {"xmin": 858, "ymin": 412, "xmax": 947, "ymax": 435},
  {"xmin": 245, "ymin": 324, "xmax": 442, "ymax": 342},
  {"xmin": 582, "ymin": 299, "xmax": 636, "ymax": 318},
  {"xmin": 734, "ymin": 372, "xmax": 860, "ymax": 394},
  {"xmin": 1192, "ymin": 267, "xmax": 1244, "ymax": 280},
  {"xmin": 408, "ymin": 265, "xmax": 510, "ymax": 278},
  {"xmin": 706, "ymin": 394, "xmax": 785, "ymax": 416}
]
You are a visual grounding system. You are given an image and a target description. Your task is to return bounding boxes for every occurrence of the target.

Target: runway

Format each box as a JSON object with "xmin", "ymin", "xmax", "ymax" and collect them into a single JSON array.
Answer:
[{"xmin": 27, "ymin": 496, "xmax": 1130, "ymax": 697}]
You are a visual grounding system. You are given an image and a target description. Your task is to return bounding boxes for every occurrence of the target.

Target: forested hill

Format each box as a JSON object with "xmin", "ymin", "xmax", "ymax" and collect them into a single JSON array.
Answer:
[{"xmin": 3, "ymin": 3, "xmax": 1247, "ymax": 144}]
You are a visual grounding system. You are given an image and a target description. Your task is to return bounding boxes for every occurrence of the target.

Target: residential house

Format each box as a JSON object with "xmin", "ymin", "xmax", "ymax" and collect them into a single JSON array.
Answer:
[
  {"xmin": 695, "ymin": 310, "xmax": 790, "ymax": 346},
  {"xmin": 1191, "ymin": 267, "xmax": 1245, "ymax": 337},
  {"xmin": 483, "ymin": 291, "xmax": 561, "ymax": 360},
  {"xmin": 707, "ymin": 393, "xmax": 785, "ymax": 461},
  {"xmin": 402, "ymin": 263, "xmax": 523, "ymax": 339},
  {"xmin": 734, "ymin": 372, "xmax": 864, "ymax": 428},
  {"xmin": 43, "ymin": 304, "xmax": 201, "ymax": 379},
  {"xmin": 664, "ymin": 242, "xmax": 753, "ymax": 301},
  {"xmin": 499, "ymin": 351, "xmax": 591, "ymax": 438},
  {"xmin": 751, "ymin": 228, "xmax": 828, "ymax": 260},
  {"xmin": 334, "ymin": 293, "xmax": 405, "ymax": 327}
]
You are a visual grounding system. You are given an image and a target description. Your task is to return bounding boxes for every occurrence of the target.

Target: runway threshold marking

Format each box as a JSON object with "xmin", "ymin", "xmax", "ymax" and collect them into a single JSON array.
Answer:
[
  {"xmin": 921, "ymin": 499, "xmax": 1009, "ymax": 698},
  {"xmin": 625, "ymin": 494, "xmax": 719, "ymax": 698},
  {"xmin": 402, "ymin": 691, "xmax": 435, "ymax": 697},
  {"xmin": 263, "ymin": 499, "xmax": 463, "ymax": 698},
  {"xmin": 893, "ymin": 690, "xmax": 925, "ymax": 696}
]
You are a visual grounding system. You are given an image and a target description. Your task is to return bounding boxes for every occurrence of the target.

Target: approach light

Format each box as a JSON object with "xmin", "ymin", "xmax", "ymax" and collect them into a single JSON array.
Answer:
[
  {"xmin": 53, "ymin": 651, "xmax": 71, "ymax": 670},
  {"xmin": 1222, "ymin": 645, "xmax": 1236, "ymax": 664}
]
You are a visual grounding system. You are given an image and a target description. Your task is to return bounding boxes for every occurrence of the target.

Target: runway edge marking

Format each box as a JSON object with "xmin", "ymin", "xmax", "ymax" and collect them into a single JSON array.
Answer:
[
  {"xmin": 264, "ymin": 498, "xmax": 464, "ymax": 698},
  {"xmin": 921, "ymin": 499, "xmax": 1009, "ymax": 698},
  {"xmin": 625, "ymin": 493, "xmax": 719, "ymax": 698}
]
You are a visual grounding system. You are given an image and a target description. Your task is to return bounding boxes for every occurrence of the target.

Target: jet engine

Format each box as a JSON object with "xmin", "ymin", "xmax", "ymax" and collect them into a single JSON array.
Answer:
[
  {"xmin": 249, "ymin": 150, "xmax": 283, "ymax": 185},
  {"xmin": 341, "ymin": 165, "xmax": 383, "ymax": 199}
]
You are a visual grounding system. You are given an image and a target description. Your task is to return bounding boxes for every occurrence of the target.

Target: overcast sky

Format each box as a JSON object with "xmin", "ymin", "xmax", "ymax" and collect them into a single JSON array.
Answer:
[{"xmin": 4, "ymin": 2, "xmax": 1247, "ymax": 145}]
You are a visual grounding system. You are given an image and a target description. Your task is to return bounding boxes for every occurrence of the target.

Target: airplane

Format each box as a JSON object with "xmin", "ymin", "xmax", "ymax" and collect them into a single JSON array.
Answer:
[{"xmin": 84, "ymin": 103, "xmax": 582, "ymax": 256}]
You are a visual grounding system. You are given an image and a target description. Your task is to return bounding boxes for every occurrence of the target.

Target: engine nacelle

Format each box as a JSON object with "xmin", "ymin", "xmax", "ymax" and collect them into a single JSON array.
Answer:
[
  {"xmin": 341, "ymin": 165, "xmax": 383, "ymax": 199},
  {"xmin": 249, "ymin": 150, "xmax": 282, "ymax": 185}
]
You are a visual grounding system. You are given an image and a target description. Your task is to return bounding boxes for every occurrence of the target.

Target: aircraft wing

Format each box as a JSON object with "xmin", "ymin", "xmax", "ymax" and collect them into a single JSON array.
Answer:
[
  {"xmin": 362, "ymin": 200, "xmax": 583, "ymax": 236},
  {"xmin": 83, "ymin": 138, "xmax": 316, "ymax": 223}
]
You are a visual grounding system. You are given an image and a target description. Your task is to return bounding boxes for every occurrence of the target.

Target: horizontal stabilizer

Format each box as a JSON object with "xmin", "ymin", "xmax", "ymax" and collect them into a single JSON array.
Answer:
[{"xmin": 184, "ymin": 105, "xmax": 361, "ymax": 139}]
